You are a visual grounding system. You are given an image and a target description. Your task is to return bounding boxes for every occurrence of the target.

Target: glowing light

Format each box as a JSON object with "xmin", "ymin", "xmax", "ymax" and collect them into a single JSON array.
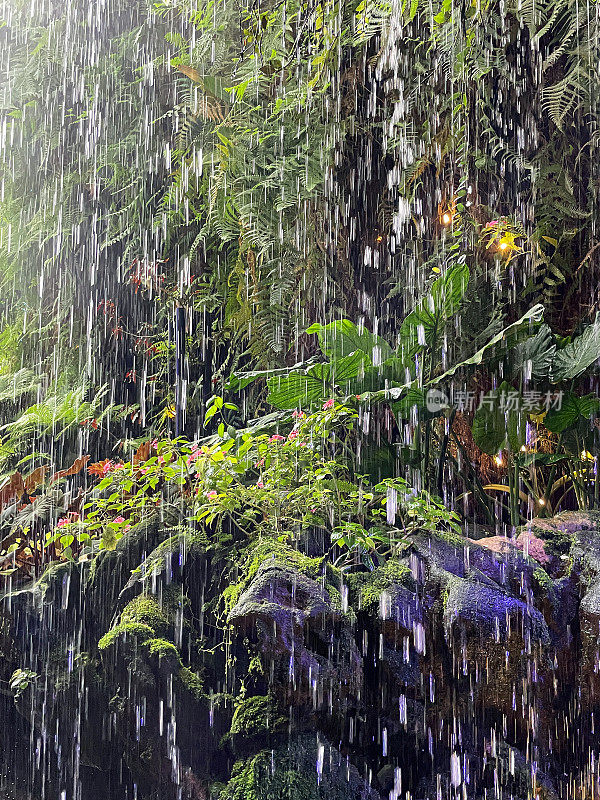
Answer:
[
  {"xmin": 520, "ymin": 445, "xmax": 527, "ymax": 452},
  {"xmin": 538, "ymin": 498, "xmax": 545, "ymax": 506},
  {"xmin": 499, "ymin": 241, "xmax": 508, "ymax": 250},
  {"xmin": 494, "ymin": 454, "xmax": 503, "ymax": 467},
  {"xmin": 376, "ymin": 235, "xmax": 383, "ymax": 242},
  {"xmin": 442, "ymin": 213, "xmax": 452, "ymax": 225}
]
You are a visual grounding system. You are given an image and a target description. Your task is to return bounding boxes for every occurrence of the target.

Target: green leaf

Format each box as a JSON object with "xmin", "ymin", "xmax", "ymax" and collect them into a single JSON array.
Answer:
[
  {"xmin": 471, "ymin": 382, "xmax": 528, "ymax": 454},
  {"xmin": 511, "ymin": 324, "xmax": 556, "ymax": 380},
  {"xmin": 306, "ymin": 320, "xmax": 393, "ymax": 364},
  {"xmin": 398, "ymin": 263, "xmax": 469, "ymax": 355},
  {"xmin": 544, "ymin": 392, "xmax": 600, "ymax": 433},
  {"xmin": 266, "ymin": 351, "xmax": 369, "ymax": 409},
  {"xmin": 226, "ymin": 357, "xmax": 320, "ymax": 392},
  {"xmin": 360, "ymin": 305, "xmax": 544, "ymax": 406},
  {"xmin": 552, "ymin": 313, "xmax": 600, "ymax": 381},
  {"xmin": 266, "ymin": 372, "xmax": 324, "ymax": 409}
]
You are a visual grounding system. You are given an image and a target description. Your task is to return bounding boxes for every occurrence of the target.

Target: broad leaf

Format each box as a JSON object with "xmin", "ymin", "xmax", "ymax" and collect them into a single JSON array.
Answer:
[
  {"xmin": 552, "ymin": 313, "xmax": 600, "ymax": 381},
  {"xmin": 360, "ymin": 305, "xmax": 544, "ymax": 406},
  {"xmin": 266, "ymin": 372, "xmax": 324, "ymax": 409},
  {"xmin": 226, "ymin": 357, "xmax": 320, "ymax": 392},
  {"xmin": 471, "ymin": 382, "xmax": 528, "ymax": 454},
  {"xmin": 306, "ymin": 320, "xmax": 393, "ymax": 364},
  {"xmin": 511, "ymin": 324, "xmax": 556, "ymax": 380},
  {"xmin": 399, "ymin": 263, "xmax": 469, "ymax": 354},
  {"xmin": 544, "ymin": 391, "xmax": 600, "ymax": 433},
  {"xmin": 266, "ymin": 351, "xmax": 369, "ymax": 409}
]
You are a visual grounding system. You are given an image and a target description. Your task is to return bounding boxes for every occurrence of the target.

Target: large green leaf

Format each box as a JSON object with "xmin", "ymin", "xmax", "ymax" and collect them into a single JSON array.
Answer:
[
  {"xmin": 471, "ymin": 382, "xmax": 528, "ymax": 454},
  {"xmin": 360, "ymin": 305, "xmax": 545, "ymax": 406},
  {"xmin": 544, "ymin": 391, "xmax": 600, "ymax": 433},
  {"xmin": 266, "ymin": 351, "xmax": 369, "ymax": 409},
  {"xmin": 511, "ymin": 324, "xmax": 556, "ymax": 380},
  {"xmin": 266, "ymin": 372, "xmax": 324, "ymax": 409},
  {"xmin": 306, "ymin": 319, "xmax": 393, "ymax": 364},
  {"xmin": 552, "ymin": 313, "xmax": 600, "ymax": 381},
  {"xmin": 399, "ymin": 263, "xmax": 469, "ymax": 354},
  {"xmin": 226, "ymin": 357, "xmax": 320, "ymax": 392}
]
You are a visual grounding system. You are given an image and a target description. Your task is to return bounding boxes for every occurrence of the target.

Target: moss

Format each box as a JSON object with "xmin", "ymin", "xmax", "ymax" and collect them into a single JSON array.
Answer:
[
  {"xmin": 98, "ymin": 622, "xmax": 154, "ymax": 650},
  {"xmin": 245, "ymin": 539, "xmax": 323, "ymax": 582},
  {"xmin": 229, "ymin": 695, "xmax": 285, "ymax": 739},
  {"xmin": 533, "ymin": 567, "xmax": 553, "ymax": 593},
  {"xmin": 222, "ymin": 582, "xmax": 243, "ymax": 614},
  {"xmin": 120, "ymin": 594, "xmax": 170, "ymax": 636},
  {"xmin": 179, "ymin": 666, "xmax": 204, "ymax": 699},
  {"xmin": 130, "ymin": 530, "xmax": 207, "ymax": 578},
  {"xmin": 145, "ymin": 638, "xmax": 181, "ymax": 662},
  {"xmin": 526, "ymin": 523, "xmax": 574, "ymax": 557},
  {"xmin": 222, "ymin": 539, "xmax": 324, "ymax": 613},
  {"xmin": 220, "ymin": 751, "xmax": 317, "ymax": 800},
  {"xmin": 349, "ymin": 558, "xmax": 415, "ymax": 613}
]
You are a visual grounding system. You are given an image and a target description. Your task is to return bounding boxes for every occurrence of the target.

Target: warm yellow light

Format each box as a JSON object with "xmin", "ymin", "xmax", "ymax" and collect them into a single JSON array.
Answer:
[
  {"xmin": 494, "ymin": 454, "xmax": 503, "ymax": 467},
  {"xmin": 581, "ymin": 450, "xmax": 595, "ymax": 461},
  {"xmin": 376, "ymin": 235, "xmax": 383, "ymax": 243},
  {"xmin": 538, "ymin": 498, "xmax": 545, "ymax": 506},
  {"xmin": 520, "ymin": 445, "xmax": 527, "ymax": 452},
  {"xmin": 442, "ymin": 213, "xmax": 452, "ymax": 225},
  {"xmin": 499, "ymin": 241, "xmax": 508, "ymax": 250}
]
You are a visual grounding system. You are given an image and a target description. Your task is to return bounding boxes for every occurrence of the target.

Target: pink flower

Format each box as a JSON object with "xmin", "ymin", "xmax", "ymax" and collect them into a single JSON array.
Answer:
[
  {"xmin": 254, "ymin": 458, "xmax": 265, "ymax": 467},
  {"xmin": 57, "ymin": 517, "xmax": 70, "ymax": 528},
  {"xmin": 256, "ymin": 480, "xmax": 264, "ymax": 488},
  {"xmin": 113, "ymin": 463, "xmax": 125, "ymax": 471},
  {"xmin": 102, "ymin": 460, "xmax": 116, "ymax": 475},
  {"xmin": 292, "ymin": 410, "xmax": 305, "ymax": 419},
  {"xmin": 486, "ymin": 220, "xmax": 499, "ymax": 227},
  {"xmin": 269, "ymin": 434, "xmax": 285, "ymax": 443},
  {"xmin": 322, "ymin": 399, "xmax": 335, "ymax": 410},
  {"xmin": 288, "ymin": 430, "xmax": 298, "ymax": 440},
  {"xmin": 112, "ymin": 516, "xmax": 126, "ymax": 525},
  {"xmin": 206, "ymin": 490, "xmax": 218, "ymax": 501}
]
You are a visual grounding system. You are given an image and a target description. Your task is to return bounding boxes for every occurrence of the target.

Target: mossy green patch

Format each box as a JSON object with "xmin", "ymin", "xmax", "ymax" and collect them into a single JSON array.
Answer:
[
  {"xmin": 533, "ymin": 567, "xmax": 553, "ymax": 593},
  {"xmin": 220, "ymin": 750, "xmax": 318, "ymax": 800},
  {"xmin": 179, "ymin": 667, "xmax": 203, "ymax": 699},
  {"xmin": 222, "ymin": 539, "xmax": 324, "ymax": 614},
  {"xmin": 229, "ymin": 695, "xmax": 285, "ymax": 739},
  {"xmin": 98, "ymin": 622, "xmax": 154, "ymax": 650},
  {"xmin": 349, "ymin": 558, "xmax": 414, "ymax": 613},
  {"xmin": 245, "ymin": 539, "xmax": 323, "ymax": 581},
  {"xmin": 145, "ymin": 638, "xmax": 181, "ymax": 662},
  {"xmin": 120, "ymin": 594, "xmax": 170, "ymax": 636}
]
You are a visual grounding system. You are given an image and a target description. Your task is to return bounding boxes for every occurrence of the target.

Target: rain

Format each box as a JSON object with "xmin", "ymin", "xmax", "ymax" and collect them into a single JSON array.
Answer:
[{"xmin": 0, "ymin": 0, "xmax": 599, "ymax": 798}]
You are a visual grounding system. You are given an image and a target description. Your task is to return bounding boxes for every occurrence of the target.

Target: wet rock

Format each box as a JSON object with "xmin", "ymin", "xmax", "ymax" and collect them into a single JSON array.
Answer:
[
  {"xmin": 228, "ymin": 559, "xmax": 362, "ymax": 700},
  {"xmin": 219, "ymin": 733, "xmax": 381, "ymax": 800}
]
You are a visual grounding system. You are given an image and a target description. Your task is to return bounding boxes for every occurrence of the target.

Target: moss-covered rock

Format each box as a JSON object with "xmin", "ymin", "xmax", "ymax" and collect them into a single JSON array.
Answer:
[
  {"xmin": 98, "ymin": 622, "xmax": 154, "ymax": 650},
  {"xmin": 348, "ymin": 558, "xmax": 415, "ymax": 613},
  {"xmin": 218, "ymin": 735, "xmax": 381, "ymax": 800},
  {"xmin": 228, "ymin": 695, "xmax": 285, "ymax": 739},
  {"xmin": 120, "ymin": 594, "xmax": 170, "ymax": 635}
]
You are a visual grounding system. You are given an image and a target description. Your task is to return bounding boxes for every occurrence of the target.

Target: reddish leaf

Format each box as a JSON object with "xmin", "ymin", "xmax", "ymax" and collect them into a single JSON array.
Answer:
[
  {"xmin": 87, "ymin": 459, "xmax": 114, "ymax": 477},
  {"xmin": 133, "ymin": 441, "xmax": 151, "ymax": 465},
  {"xmin": 24, "ymin": 466, "xmax": 48, "ymax": 492},
  {"xmin": 51, "ymin": 455, "xmax": 90, "ymax": 484},
  {"xmin": 0, "ymin": 473, "xmax": 25, "ymax": 508}
]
